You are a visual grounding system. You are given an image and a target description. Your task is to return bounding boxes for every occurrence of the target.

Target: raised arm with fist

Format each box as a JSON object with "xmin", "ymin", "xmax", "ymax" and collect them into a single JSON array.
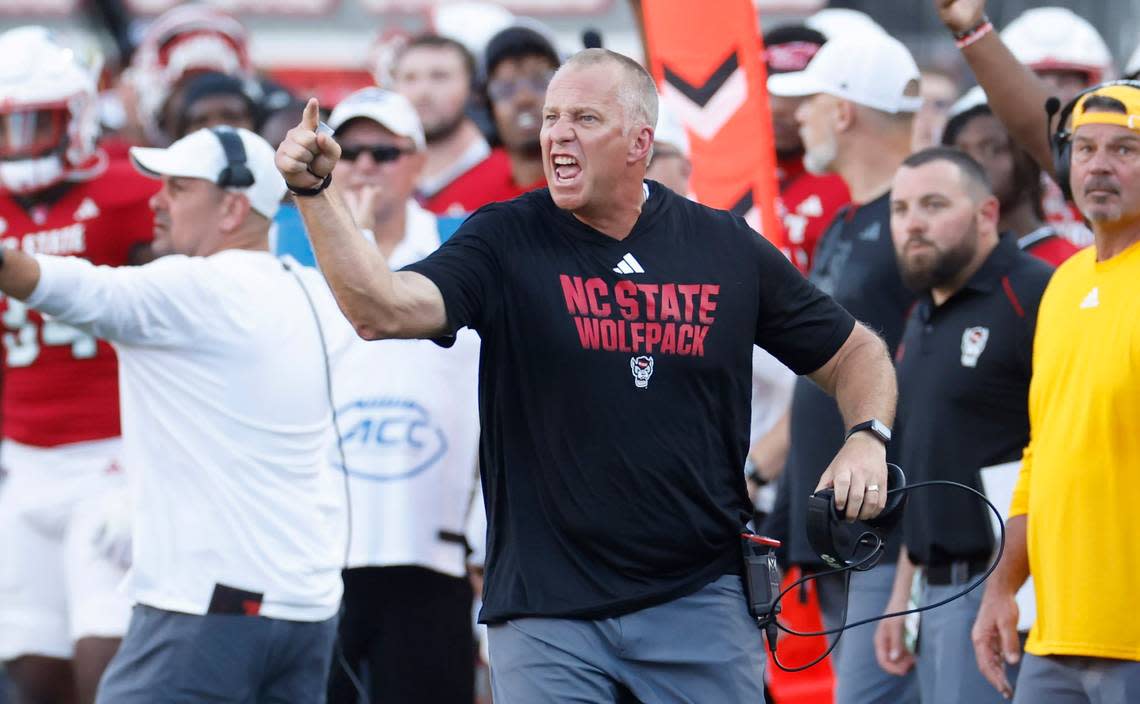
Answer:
[
  {"xmin": 935, "ymin": 0, "xmax": 987, "ymax": 34},
  {"xmin": 274, "ymin": 98, "xmax": 341, "ymax": 192}
]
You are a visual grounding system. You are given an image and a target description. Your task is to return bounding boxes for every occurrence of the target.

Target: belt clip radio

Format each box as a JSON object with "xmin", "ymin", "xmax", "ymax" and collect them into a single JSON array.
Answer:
[{"xmin": 741, "ymin": 533, "xmax": 781, "ymax": 629}]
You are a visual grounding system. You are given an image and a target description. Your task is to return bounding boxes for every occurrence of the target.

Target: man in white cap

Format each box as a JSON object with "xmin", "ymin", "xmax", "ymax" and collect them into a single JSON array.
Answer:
[
  {"xmin": 763, "ymin": 32, "xmax": 920, "ymax": 704},
  {"xmin": 0, "ymin": 126, "xmax": 355, "ymax": 702},
  {"xmin": 320, "ymin": 87, "xmax": 483, "ymax": 704}
]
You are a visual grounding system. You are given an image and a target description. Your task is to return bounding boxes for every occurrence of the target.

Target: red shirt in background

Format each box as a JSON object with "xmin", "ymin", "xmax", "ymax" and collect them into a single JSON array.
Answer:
[
  {"xmin": 1017, "ymin": 225, "xmax": 1081, "ymax": 267},
  {"xmin": 776, "ymin": 156, "xmax": 850, "ymax": 274},
  {"xmin": 423, "ymin": 148, "xmax": 544, "ymax": 217},
  {"xmin": 0, "ymin": 157, "xmax": 158, "ymax": 447}
]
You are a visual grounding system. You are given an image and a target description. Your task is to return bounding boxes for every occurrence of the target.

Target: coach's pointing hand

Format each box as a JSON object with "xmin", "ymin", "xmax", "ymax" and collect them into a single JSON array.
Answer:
[{"xmin": 275, "ymin": 98, "xmax": 341, "ymax": 190}]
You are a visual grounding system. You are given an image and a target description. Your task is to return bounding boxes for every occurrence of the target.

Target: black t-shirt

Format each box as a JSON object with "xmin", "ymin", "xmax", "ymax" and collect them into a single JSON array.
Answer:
[
  {"xmin": 404, "ymin": 183, "xmax": 855, "ymax": 622},
  {"xmin": 765, "ymin": 193, "xmax": 915, "ymax": 565},
  {"xmin": 896, "ymin": 236, "xmax": 1053, "ymax": 566}
]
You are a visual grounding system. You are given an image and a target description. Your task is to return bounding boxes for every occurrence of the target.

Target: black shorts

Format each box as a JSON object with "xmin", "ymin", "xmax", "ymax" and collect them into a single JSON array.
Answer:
[{"xmin": 328, "ymin": 565, "xmax": 474, "ymax": 704}]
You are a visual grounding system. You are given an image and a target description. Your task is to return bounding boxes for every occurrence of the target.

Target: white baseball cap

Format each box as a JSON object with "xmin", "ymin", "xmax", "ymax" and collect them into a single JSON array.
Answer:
[
  {"xmin": 767, "ymin": 34, "xmax": 922, "ymax": 114},
  {"xmin": 129, "ymin": 127, "xmax": 286, "ymax": 220},
  {"xmin": 328, "ymin": 87, "xmax": 426, "ymax": 151}
]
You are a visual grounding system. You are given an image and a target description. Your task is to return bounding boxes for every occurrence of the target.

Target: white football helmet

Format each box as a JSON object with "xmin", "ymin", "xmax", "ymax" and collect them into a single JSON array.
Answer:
[
  {"xmin": 127, "ymin": 4, "xmax": 251, "ymax": 145},
  {"xmin": 0, "ymin": 26, "xmax": 102, "ymax": 194},
  {"xmin": 1001, "ymin": 7, "xmax": 1113, "ymax": 85}
]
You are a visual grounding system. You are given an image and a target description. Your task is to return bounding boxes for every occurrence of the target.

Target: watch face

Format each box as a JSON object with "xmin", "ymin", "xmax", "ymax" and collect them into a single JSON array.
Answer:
[{"xmin": 871, "ymin": 419, "xmax": 891, "ymax": 442}]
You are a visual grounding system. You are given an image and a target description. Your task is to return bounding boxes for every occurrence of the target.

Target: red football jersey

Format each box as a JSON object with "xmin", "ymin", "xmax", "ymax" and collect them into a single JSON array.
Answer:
[
  {"xmin": 1018, "ymin": 226, "xmax": 1082, "ymax": 267},
  {"xmin": 0, "ymin": 158, "xmax": 158, "ymax": 447},
  {"xmin": 1040, "ymin": 173, "xmax": 1094, "ymax": 248},
  {"xmin": 423, "ymin": 148, "xmax": 545, "ymax": 217},
  {"xmin": 776, "ymin": 157, "xmax": 851, "ymax": 274}
]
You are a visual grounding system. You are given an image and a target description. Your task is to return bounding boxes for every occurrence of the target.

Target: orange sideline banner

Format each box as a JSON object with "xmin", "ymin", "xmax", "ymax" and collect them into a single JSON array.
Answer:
[{"xmin": 641, "ymin": 0, "xmax": 785, "ymax": 249}]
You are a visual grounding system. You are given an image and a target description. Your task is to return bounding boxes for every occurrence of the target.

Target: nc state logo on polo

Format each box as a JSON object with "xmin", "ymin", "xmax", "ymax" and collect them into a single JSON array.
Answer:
[
  {"xmin": 559, "ymin": 274, "xmax": 720, "ymax": 360},
  {"xmin": 960, "ymin": 326, "xmax": 990, "ymax": 368}
]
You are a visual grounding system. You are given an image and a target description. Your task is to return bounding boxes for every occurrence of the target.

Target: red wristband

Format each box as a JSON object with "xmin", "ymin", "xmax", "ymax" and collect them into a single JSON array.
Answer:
[{"xmin": 955, "ymin": 20, "xmax": 994, "ymax": 50}]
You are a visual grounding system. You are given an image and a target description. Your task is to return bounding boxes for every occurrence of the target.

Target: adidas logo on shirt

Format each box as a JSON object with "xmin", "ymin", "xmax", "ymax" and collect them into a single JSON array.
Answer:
[
  {"xmin": 612, "ymin": 253, "xmax": 646, "ymax": 275},
  {"xmin": 73, "ymin": 197, "xmax": 100, "ymax": 221},
  {"xmin": 1079, "ymin": 287, "xmax": 1099, "ymax": 309}
]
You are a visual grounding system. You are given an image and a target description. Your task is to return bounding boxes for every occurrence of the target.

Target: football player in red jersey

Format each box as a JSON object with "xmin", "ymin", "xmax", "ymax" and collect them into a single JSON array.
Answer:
[
  {"xmin": 764, "ymin": 24, "xmax": 851, "ymax": 274},
  {"xmin": 0, "ymin": 27, "xmax": 157, "ymax": 704}
]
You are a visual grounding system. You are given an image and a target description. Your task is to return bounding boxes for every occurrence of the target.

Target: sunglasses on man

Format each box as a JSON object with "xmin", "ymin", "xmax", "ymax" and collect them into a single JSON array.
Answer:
[{"xmin": 340, "ymin": 144, "xmax": 414, "ymax": 164}]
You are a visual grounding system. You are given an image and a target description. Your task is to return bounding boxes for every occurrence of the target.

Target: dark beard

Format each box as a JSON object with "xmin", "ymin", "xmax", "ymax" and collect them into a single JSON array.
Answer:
[
  {"xmin": 424, "ymin": 110, "xmax": 466, "ymax": 143},
  {"xmin": 899, "ymin": 232, "xmax": 978, "ymax": 293}
]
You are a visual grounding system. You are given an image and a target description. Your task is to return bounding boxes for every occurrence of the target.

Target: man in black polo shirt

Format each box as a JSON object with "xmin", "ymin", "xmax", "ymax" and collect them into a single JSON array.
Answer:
[
  {"xmin": 873, "ymin": 147, "xmax": 1052, "ymax": 703},
  {"xmin": 764, "ymin": 31, "xmax": 920, "ymax": 704}
]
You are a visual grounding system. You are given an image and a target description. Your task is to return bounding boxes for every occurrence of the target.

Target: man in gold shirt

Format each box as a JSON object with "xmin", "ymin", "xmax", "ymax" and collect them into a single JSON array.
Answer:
[{"xmin": 936, "ymin": 1, "xmax": 1140, "ymax": 701}]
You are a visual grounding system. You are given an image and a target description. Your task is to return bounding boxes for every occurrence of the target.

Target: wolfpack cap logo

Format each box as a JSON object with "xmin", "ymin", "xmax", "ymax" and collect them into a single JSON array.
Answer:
[
  {"xmin": 630, "ymin": 355, "xmax": 654, "ymax": 388},
  {"xmin": 960, "ymin": 326, "xmax": 990, "ymax": 368}
]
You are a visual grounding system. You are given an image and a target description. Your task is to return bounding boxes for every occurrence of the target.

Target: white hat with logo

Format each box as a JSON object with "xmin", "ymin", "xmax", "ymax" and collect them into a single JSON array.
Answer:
[
  {"xmin": 767, "ymin": 33, "xmax": 922, "ymax": 114},
  {"xmin": 329, "ymin": 87, "xmax": 426, "ymax": 151}
]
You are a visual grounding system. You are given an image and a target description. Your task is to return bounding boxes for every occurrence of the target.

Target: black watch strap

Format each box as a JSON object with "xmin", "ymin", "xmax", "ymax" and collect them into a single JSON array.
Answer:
[
  {"xmin": 287, "ymin": 171, "xmax": 332, "ymax": 197},
  {"xmin": 846, "ymin": 419, "xmax": 891, "ymax": 445}
]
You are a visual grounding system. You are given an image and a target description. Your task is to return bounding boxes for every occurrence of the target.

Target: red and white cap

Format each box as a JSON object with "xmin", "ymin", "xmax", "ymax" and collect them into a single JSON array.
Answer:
[{"xmin": 767, "ymin": 34, "xmax": 922, "ymax": 114}]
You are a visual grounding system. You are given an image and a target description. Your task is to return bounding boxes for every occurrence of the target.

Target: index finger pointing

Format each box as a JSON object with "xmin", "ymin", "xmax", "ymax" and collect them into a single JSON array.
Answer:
[{"xmin": 302, "ymin": 98, "xmax": 320, "ymax": 131}]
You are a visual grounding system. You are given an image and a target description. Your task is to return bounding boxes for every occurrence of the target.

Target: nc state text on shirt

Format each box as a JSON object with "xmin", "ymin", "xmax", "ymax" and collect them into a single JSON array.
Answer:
[{"xmin": 559, "ymin": 275, "xmax": 719, "ymax": 357}]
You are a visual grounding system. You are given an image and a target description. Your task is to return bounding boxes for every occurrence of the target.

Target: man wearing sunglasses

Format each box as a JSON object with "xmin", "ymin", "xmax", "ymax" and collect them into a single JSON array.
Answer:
[
  {"xmin": 323, "ymin": 87, "xmax": 483, "ymax": 704},
  {"xmin": 329, "ymin": 87, "xmax": 428, "ymax": 257},
  {"xmin": 482, "ymin": 25, "xmax": 560, "ymax": 201}
]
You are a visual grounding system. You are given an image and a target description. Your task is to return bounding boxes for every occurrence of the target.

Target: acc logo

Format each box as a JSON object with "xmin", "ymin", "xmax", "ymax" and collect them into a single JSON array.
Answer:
[
  {"xmin": 630, "ymin": 355, "xmax": 654, "ymax": 388},
  {"xmin": 960, "ymin": 326, "xmax": 990, "ymax": 368},
  {"xmin": 334, "ymin": 398, "xmax": 448, "ymax": 481}
]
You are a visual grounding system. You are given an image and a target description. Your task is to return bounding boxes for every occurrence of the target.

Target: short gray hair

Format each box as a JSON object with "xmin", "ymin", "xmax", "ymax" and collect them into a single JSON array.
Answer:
[{"xmin": 559, "ymin": 48, "xmax": 658, "ymax": 133}]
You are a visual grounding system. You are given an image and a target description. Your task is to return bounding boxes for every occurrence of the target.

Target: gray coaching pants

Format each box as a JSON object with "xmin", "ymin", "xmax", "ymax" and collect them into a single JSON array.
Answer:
[
  {"xmin": 95, "ymin": 604, "xmax": 337, "ymax": 704},
  {"xmin": 916, "ymin": 580, "xmax": 1012, "ymax": 704},
  {"xmin": 817, "ymin": 563, "xmax": 919, "ymax": 704},
  {"xmin": 1013, "ymin": 652, "xmax": 1140, "ymax": 704},
  {"xmin": 486, "ymin": 573, "xmax": 766, "ymax": 703}
]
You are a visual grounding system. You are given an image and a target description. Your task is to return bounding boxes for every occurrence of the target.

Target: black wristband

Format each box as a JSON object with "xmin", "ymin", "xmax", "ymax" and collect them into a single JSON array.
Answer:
[
  {"xmin": 953, "ymin": 14, "xmax": 989, "ymax": 40},
  {"xmin": 287, "ymin": 172, "xmax": 332, "ymax": 197}
]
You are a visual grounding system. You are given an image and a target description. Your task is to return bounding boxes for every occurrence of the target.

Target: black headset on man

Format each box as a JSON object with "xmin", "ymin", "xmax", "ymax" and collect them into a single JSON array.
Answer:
[
  {"xmin": 209, "ymin": 126, "xmax": 256, "ymax": 190},
  {"xmin": 1047, "ymin": 79, "xmax": 1140, "ymax": 199}
]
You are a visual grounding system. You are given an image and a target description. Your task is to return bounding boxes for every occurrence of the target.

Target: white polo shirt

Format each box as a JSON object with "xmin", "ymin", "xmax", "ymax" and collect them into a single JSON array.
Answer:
[
  {"xmin": 27, "ymin": 249, "xmax": 355, "ymax": 621},
  {"xmin": 335, "ymin": 201, "xmax": 481, "ymax": 577}
]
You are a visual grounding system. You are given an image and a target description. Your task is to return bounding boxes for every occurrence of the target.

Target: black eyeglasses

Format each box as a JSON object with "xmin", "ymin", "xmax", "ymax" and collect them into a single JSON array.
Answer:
[
  {"xmin": 340, "ymin": 144, "xmax": 413, "ymax": 163},
  {"xmin": 487, "ymin": 71, "xmax": 556, "ymax": 102}
]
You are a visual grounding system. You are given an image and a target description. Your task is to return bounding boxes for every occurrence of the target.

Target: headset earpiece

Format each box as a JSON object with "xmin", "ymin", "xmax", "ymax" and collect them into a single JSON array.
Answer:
[
  {"xmin": 1049, "ymin": 79, "xmax": 1140, "ymax": 201},
  {"xmin": 211, "ymin": 126, "xmax": 255, "ymax": 189},
  {"xmin": 805, "ymin": 463, "xmax": 907, "ymax": 570}
]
